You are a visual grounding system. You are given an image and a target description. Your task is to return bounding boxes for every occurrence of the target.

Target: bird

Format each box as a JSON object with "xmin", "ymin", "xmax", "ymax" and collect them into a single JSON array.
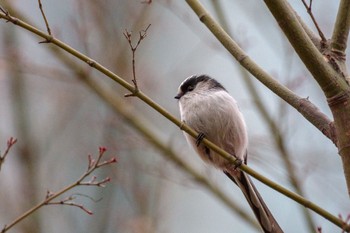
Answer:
[{"xmin": 175, "ymin": 74, "xmax": 283, "ymax": 233}]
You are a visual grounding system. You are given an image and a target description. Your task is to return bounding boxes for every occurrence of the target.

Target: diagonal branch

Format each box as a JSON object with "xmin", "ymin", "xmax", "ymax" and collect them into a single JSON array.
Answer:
[
  {"xmin": 0, "ymin": 137, "xmax": 17, "ymax": 171},
  {"xmin": 0, "ymin": 8, "xmax": 349, "ymax": 231},
  {"xmin": 37, "ymin": 0, "xmax": 51, "ymax": 36},
  {"xmin": 300, "ymin": 0, "xmax": 327, "ymax": 43},
  {"xmin": 331, "ymin": 0, "xmax": 350, "ymax": 56},
  {"xmin": 287, "ymin": 2, "xmax": 322, "ymax": 49}
]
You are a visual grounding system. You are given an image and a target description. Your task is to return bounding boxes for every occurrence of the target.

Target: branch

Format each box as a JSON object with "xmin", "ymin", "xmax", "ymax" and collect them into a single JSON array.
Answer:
[
  {"xmin": 185, "ymin": 0, "xmax": 336, "ymax": 144},
  {"xmin": 292, "ymin": 7, "xmax": 322, "ymax": 49},
  {"xmin": 262, "ymin": 0, "xmax": 347, "ymax": 98},
  {"xmin": 331, "ymin": 0, "xmax": 350, "ymax": 56},
  {"xmin": 123, "ymin": 24, "xmax": 151, "ymax": 97},
  {"xmin": 0, "ymin": 8, "xmax": 348, "ymax": 231},
  {"xmin": 300, "ymin": 0, "xmax": 327, "ymax": 43},
  {"xmin": 37, "ymin": 0, "xmax": 52, "ymax": 39},
  {"xmin": 1, "ymin": 147, "xmax": 117, "ymax": 233},
  {"xmin": 0, "ymin": 137, "xmax": 17, "ymax": 171}
]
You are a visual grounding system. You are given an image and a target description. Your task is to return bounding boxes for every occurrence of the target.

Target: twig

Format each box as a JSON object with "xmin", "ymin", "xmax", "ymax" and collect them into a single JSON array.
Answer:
[
  {"xmin": 123, "ymin": 24, "xmax": 151, "ymax": 97},
  {"xmin": 0, "ymin": 137, "xmax": 17, "ymax": 171},
  {"xmin": 37, "ymin": 0, "xmax": 52, "ymax": 43},
  {"xmin": 0, "ymin": 6, "xmax": 16, "ymax": 24},
  {"xmin": 301, "ymin": 0, "xmax": 327, "ymax": 42},
  {"xmin": 340, "ymin": 214, "xmax": 350, "ymax": 233},
  {"xmin": 46, "ymin": 195, "xmax": 93, "ymax": 215},
  {"xmin": 1, "ymin": 147, "xmax": 117, "ymax": 233}
]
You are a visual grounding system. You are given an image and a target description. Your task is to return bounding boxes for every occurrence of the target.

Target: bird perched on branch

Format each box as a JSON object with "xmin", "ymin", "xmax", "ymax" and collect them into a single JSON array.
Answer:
[{"xmin": 175, "ymin": 74, "xmax": 283, "ymax": 233}]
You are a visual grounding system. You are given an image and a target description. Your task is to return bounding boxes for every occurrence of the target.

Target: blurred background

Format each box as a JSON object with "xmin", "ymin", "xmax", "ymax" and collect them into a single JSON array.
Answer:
[{"xmin": 0, "ymin": 0, "xmax": 349, "ymax": 232}]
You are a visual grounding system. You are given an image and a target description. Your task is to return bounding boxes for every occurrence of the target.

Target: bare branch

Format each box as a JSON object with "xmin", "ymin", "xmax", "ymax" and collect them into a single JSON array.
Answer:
[
  {"xmin": 123, "ymin": 24, "xmax": 151, "ymax": 97},
  {"xmin": 37, "ymin": 0, "xmax": 51, "ymax": 35},
  {"xmin": 1, "ymin": 148, "xmax": 117, "ymax": 233},
  {"xmin": 37, "ymin": 0, "xmax": 53, "ymax": 44},
  {"xmin": 0, "ymin": 137, "xmax": 17, "ymax": 171},
  {"xmin": 46, "ymin": 195, "xmax": 94, "ymax": 215},
  {"xmin": 301, "ymin": 0, "xmax": 327, "ymax": 42}
]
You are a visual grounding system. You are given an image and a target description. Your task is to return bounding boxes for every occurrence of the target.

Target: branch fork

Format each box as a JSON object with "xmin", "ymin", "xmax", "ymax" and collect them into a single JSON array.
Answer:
[{"xmin": 123, "ymin": 24, "xmax": 151, "ymax": 97}]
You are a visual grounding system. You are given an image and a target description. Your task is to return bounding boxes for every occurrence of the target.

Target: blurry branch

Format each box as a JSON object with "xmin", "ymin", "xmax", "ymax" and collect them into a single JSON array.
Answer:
[
  {"xmin": 123, "ymin": 24, "xmax": 151, "ymax": 97},
  {"xmin": 1, "ymin": 147, "xmax": 117, "ymax": 233},
  {"xmin": 0, "ymin": 137, "xmax": 17, "ymax": 172},
  {"xmin": 0, "ymin": 8, "xmax": 348, "ymax": 231},
  {"xmin": 241, "ymin": 69, "xmax": 316, "ymax": 232},
  {"xmin": 300, "ymin": 0, "xmax": 327, "ymax": 42},
  {"xmin": 185, "ymin": 0, "xmax": 336, "ymax": 144},
  {"xmin": 141, "ymin": 0, "xmax": 152, "ymax": 4},
  {"xmin": 331, "ymin": 0, "xmax": 350, "ymax": 56},
  {"xmin": 37, "ymin": 0, "xmax": 52, "ymax": 39}
]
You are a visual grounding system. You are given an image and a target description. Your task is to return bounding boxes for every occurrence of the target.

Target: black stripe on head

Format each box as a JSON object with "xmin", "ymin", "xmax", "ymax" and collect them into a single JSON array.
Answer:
[{"xmin": 180, "ymin": 74, "xmax": 226, "ymax": 94}]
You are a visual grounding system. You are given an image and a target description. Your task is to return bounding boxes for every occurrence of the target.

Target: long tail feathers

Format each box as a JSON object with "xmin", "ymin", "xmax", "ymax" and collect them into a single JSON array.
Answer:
[{"xmin": 224, "ymin": 171, "xmax": 284, "ymax": 233}]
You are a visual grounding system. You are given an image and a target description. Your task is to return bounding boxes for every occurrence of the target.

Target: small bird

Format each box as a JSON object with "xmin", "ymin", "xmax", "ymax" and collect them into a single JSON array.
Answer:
[{"xmin": 175, "ymin": 74, "xmax": 283, "ymax": 233}]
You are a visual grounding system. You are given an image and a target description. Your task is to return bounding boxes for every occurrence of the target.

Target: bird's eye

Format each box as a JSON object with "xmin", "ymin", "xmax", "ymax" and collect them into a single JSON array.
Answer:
[{"xmin": 188, "ymin": 85, "xmax": 194, "ymax": 91}]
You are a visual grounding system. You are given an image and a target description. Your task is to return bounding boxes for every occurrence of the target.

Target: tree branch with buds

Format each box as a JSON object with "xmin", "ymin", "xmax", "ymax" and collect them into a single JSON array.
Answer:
[
  {"xmin": 0, "ymin": 137, "xmax": 17, "ymax": 172},
  {"xmin": 123, "ymin": 24, "xmax": 151, "ymax": 97},
  {"xmin": 1, "ymin": 147, "xmax": 117, "ymax": 233}
]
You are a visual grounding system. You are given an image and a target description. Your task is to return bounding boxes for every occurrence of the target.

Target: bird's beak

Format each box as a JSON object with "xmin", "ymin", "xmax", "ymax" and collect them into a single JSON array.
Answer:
[{"xmin": 174, "ymin": 92, "xmax": 183, "ymax": 99}]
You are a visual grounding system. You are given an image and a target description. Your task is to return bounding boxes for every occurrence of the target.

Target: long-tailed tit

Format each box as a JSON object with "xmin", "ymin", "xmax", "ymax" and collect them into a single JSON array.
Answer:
[{"xmin": 175, "ymin": 74, "xmax": 283, "ymax": 233}]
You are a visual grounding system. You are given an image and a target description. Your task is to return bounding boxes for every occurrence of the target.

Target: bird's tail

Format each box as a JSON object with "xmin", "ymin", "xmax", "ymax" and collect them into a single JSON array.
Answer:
[{"xmin": 224, "ymin": 171, "xmax": 283, "ymax": 233}]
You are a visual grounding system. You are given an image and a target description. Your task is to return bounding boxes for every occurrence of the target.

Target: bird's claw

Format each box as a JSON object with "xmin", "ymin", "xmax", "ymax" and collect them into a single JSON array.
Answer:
[
  {"xmin": 233, "ymin": 158, "xmax": 243, "ymax": 170},
  {"xmin": 196, "ymin": 133, "xmax": 205, "ymax": 147}
]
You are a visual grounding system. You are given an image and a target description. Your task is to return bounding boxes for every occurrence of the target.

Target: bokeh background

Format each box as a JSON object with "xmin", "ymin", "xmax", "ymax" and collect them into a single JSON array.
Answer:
[{"xmin": 0, "ymin": 1, "xmax": 349, "ymax": 233}]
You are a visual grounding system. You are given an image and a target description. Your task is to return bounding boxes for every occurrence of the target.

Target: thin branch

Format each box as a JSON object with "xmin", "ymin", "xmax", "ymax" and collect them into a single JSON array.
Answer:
[
  {"xmin": 300, "ymin": 0, "xmax": 327, "ymax": 42},
  {"xmin": 1, "ymin": 148, "xmax": 117, "ymax": 233},
  {"xmin": 37, "ymin": 0, "xmax": 52, "ymax": 43},
  {"xmin": 0, "ymin": 137, "xmax": 17, "ymax": 171},
  {"xmin": 123, "ymin": 24, "xmax": 151, "ymax": 97},
  {"xmin": 331, "ymin": 0, "xmax": 350, "ymax": 56},
  {"xmin": 0, "ymin": 9, "xmax": 348, "ymax": 231},
  {"xmin": 46, "ymin": 195, "xmax": 93, "ymax": 215}
]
